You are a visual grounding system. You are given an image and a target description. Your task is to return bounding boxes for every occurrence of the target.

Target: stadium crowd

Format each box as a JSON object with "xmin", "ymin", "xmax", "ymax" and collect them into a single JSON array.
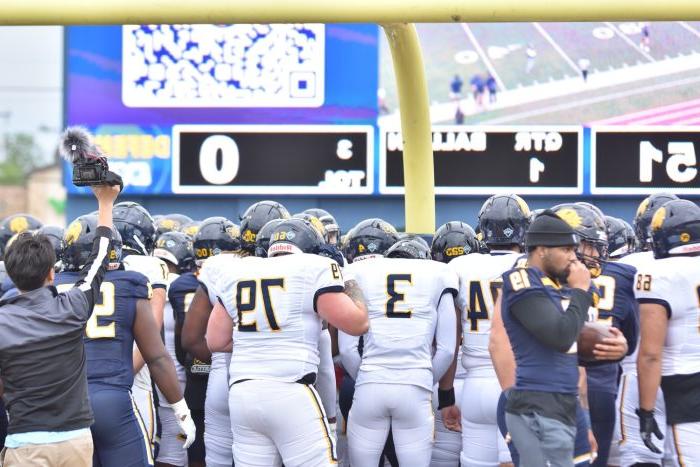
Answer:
[{"xmin": 0, "ymin": 191, "xmax": 698, "ymax": 467}]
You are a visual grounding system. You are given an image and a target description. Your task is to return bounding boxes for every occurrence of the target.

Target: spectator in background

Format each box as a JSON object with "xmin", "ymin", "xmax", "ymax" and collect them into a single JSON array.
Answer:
[
  {"xmin": 0, "ymin": 184, "xmax": 119, "ymax": 467},
  {"xmin": 640, "ymin": 23, "xmax": 651, "ymax": 52},
  {"xmin": 526, "ymin": 44, "xmax": 537, "ymax": 74},
  {"xmin": 470, "ymin": 73, "xmax": 485, "ymax": 108},
  {"xmin": 578, "ymin": 58, "xmax": 591, "ymax": 83},
  {"xmin": 449, "ymin": 74, "xmax": 464, "ymax": 100},
  {"xmin": 486, "ymin": 74, "xmax": 498, "ymax": 104}
]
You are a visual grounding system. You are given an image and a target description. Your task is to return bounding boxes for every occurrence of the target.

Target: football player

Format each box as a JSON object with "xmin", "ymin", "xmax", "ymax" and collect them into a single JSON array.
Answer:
[
  {"xmin": 447, "ymin": 194, "xmax": 530, "ymax": 467},
  {"xmin": 203, "ymin": 217, "xmax": 369, "ymax": 466},
  {"xmin": 304, "ymin": 208, "xmax": 341, "ymax": 246},
  {"xmin": 113, "ymin": 201, "xmax": 169, "ymax": 456},
  {"xmin": 179, "ymin": 216, "xmax": 242, "ymax": 467},
  {"xmin": 239, "ymin": 200, "xmax": 291, "ymax": 254},
  {"xmin": 429, "ymin": 221, "xmax": 480, "ymax": 467},
  {"xmin": 0, "ymin": 213, "xmax": 42, "ymax": 261},
  {"xmin": 614, "ymin": 193, "xmax": 678, "ymax": 466},
  {"xmin": 605, "ymin": 217, "xmax": 637, "ymax": 260},
  {"xmin": 636, "ymin": 200, "xmax": 700, "ymax": 466},
  {"xmin": 55, "ymin": 215, "xmax": 195, "ymax": 467},
  {"xmin": 342, "ymin": 222, "xmax": 459, "ymax": 467},
  {"xmin": 554, "ymin": 204, "xmax": 638, "ymax": 467},
  {"xmin": 153, "ymin": 231, "xmax": 197, "ymax": 467}
]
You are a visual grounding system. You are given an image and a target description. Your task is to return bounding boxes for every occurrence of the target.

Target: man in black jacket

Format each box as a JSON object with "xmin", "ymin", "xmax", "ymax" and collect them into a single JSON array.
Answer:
[{"xmin": 0, "ymin": 184, "xmax": 119, "ymax": 466}]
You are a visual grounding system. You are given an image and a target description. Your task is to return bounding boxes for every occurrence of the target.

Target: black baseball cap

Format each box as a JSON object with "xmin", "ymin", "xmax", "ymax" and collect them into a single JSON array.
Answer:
[{"xmin": 525, "ymin": 210, "xmax": 579, "ymax": 248}]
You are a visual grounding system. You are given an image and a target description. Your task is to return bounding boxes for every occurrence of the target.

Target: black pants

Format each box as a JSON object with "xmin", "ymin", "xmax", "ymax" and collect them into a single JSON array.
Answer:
[{"xmin": 589, "ymin": 390, "xmax": 616, "ymax": 467}]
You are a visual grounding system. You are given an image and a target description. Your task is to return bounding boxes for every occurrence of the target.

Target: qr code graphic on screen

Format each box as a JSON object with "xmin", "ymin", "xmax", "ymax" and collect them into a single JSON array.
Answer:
[{"xmin": 122, "ymin": 24, "xmax": 325, "ymax": 108}]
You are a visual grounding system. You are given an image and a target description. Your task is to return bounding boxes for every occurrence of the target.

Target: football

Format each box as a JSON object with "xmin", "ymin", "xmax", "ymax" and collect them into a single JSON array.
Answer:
[{"xmin": 577, "ymin": 322, "xmax": 615, "ymax": 362}]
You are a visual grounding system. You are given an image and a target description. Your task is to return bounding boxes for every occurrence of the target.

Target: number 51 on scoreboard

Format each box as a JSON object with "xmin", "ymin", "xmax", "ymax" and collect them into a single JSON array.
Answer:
[{"xmin": 591, "ymin": 126, "xmax": 700, "ymax": 195}]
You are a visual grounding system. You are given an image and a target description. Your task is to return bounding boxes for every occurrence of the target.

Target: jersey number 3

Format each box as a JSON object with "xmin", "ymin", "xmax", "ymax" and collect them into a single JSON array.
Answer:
[{"xmin": 386, "ymin": 274, "xmax": 412, "ymax": 318}]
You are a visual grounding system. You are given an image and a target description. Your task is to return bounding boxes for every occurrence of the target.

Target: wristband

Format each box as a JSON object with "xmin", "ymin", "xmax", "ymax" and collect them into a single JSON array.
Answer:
[{"xmin": 437, "ymin": 388, "xmax": 455, "ymax": 409}]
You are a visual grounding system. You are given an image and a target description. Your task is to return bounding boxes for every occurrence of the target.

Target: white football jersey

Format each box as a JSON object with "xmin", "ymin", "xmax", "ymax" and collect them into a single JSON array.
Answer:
[
  {"xmin": 198, "ymin": 253, "xmax": 243, "ymax": 315},
  {"xmin": 449, "ymin": 251, "xmax": 519, "ymax": 374},
  {"xmin": 346, "ymin": 257, "xmax": 458, "ymax": 391},
  {"xmin": 634, "ymin": 255, "xmax": 700, "ymax": 376},
  {"xmin": 618, "ymin": 251, "xmax": 655, "ymax": 374},
  {"xmin": 123, "ymin": 255, "xmax": 169, "ymax": 390},
  {"xmin": 123, "ymin": 255, "xmax": 169, "ymax": 289},
  {"xmin": 201, "ymin": 253, "xmax": 345, "ymax": 383}
]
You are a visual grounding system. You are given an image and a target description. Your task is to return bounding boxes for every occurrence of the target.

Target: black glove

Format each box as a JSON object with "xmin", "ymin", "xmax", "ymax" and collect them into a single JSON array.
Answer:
[
  {"xmin": 636, "ymin": 408, "xmax": 664, "ymax": 454},
  {"xmin": 317, "ymin": 244, "xmax": 345, "ymax": 266}
]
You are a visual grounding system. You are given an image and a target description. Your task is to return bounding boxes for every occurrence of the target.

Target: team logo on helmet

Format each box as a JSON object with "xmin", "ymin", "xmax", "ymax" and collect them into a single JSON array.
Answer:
[
  {"xmin": 308, "ymin": 216, "xmax": 325, "ymax": 237},
  {"xmin": 680, "ymin": 232, "xmax": 691, "ymax": 243},
  {"xmin": 651, "ymin": 207, "xmax": 666, "ymax": 232},
  {"xmin": 9, "ymin": 216, "xmax": 29, "ymax": 233},
  {"xmin": 242, "ymin": 229, "xmax": 256, "ymax": 243},
  {"xmin": 556, "ymin": 208, "xmax": 582, "ymax": 229},
  {"xmin": 367, "ymin": 242, "xmax": 378, "ymax": 253},
  {"xmin": 503, "ymin": 227, "xmax": 514, "ymax": 238},
  {"xmin": 65, "ymin": 220, "xmax": 83, "ymax": 246},
  {"xmin": 226, "ymin": 225, "xmax": 240, "ymax": 239},
  {"xmin": 380, "ymin": 222, "xmax": 397, "ymax": 235},
  {"xmin": 636, "ymin": 198, "xmax": 650, "ymax": 218},
  {"xmin": 160, "ymin": 219, "xmax": 177, "ymax": 230},
  {"xmin": 514, "ymin": 195, "xmax": 531, "ymax": 216},
  {"xmin": 286, "ymin": 231, "xmax": 296, "ymax": 240}
]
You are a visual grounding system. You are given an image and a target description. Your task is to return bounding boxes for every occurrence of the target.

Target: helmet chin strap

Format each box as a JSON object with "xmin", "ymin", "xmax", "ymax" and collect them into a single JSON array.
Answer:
[{"xmin": 132, "ymin": 234, "xmax": 148, "ymax": 256}]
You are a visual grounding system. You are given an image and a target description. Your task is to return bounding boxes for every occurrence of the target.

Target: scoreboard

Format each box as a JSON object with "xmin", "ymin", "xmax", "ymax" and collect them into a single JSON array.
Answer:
[
  {"xmin": 380, "ymin": 126, "xmax": 583, "ymax": 195},
  {"xmin": 172, "ymin": 125, "xmax": 373, "ymax": 195},
  {"xmin": 592, "ymin": 127, "xmax": 700, "ymax": 195}
]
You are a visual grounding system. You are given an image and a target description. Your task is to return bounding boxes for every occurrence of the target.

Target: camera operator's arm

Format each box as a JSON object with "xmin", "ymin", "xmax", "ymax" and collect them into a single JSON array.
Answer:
[{"xmin": 73, "ymin": 185, "xmax": 120, "ymax": 310}]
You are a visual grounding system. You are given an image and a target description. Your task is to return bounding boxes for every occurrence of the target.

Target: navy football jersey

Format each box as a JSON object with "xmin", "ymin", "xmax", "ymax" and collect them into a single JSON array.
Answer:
[
  {"xmin": 168, "ymin": 272, "xmax": 199, "ymax": 328},
  {"xmin": 585, "ymin": 261, "xmax": 639, "ymax": 394},
  {"xmin": 501, "ymin": 266, "xmax": 580, "ymax": 394},
  {"xmin": 55, "ymin": 270, "xmax": 151, "ymax": 389}
]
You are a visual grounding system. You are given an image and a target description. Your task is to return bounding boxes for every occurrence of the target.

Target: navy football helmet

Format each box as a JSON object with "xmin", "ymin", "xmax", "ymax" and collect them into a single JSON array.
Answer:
[
  {"xmin": 193, "ymin": 217, "xmax": 241, "ymax": 263},
  {"xmin": 633, "ymin": 193, "xmax": 679, "ymax": 250},
  {"xmin": 605, "ymin": 216, "xmax": 636, "ymax": 259},
  {"xmin": 113, "ymin": 201, "xmax": 156, "ymax": 256},
  {"xmin": 342, "ymin": 218, "xmax": 399, "ymax": 263},
  {"xmin": 268, "ymin": 218, "xmax": 325, "ymax": 257},
  {"xmin": 431, "ymin": 221, "xmax": 480, "ymax": 263},
  {"xmin": 240, "ymin": 201, "xmax": 291, "ymax": 253},
  {"xmin": 386, "ymin": 236, "xmax": 431, "ymax": 260},
  {"xmin": 154, "ymin": 231, "xmax": 196, "ymax": 273},
  {"xmin": 0, "ymin": 214, "xmax": 43, "ymax": 259},
  {"xmin": 303, "ymin": 208, "xmax": 341, "ymax": 245},
  {"xmin": 156, "ymin": 213, "xmax": 194, "ymax": 237},
  {"xmin": 650, "ymin": 199, "xmax": 700, "ymax": 259},
  {"xmin": 255, "ymin": 218, "xmax": 285, "ymax": 258},
  {"xmin": 552, "ymin": 203, "xmax": 608, "ymax": 276},
  {"xmin": 63, "ymin": 215, "xmax": 122, "ymax": 271},
  {"xmin": 478, "ymin": 194, "xmax": 530, "ymax": 249},
  {"xmin": 37, "ymin": 225, "xmax": 65, "ymax": 271}
]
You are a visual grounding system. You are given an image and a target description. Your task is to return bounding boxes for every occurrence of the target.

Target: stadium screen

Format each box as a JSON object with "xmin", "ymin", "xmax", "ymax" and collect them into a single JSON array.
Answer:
[{"xmin": 65, "ymin": 22, "xmax": 700, "ymax": 196}]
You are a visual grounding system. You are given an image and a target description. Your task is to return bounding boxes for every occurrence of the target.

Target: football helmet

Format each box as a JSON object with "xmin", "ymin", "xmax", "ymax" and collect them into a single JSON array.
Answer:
[
  {"xmin": 254, "ymin": 218, "xmax": 285, "ymax": 258},
  {"xmin": 552, "ymin": 203, "xmax": 608, "ymax": 276},
  {"xmin": 192, "ymin": 217, "xmax": 242, "ymax": 263},
  {"xmin": 113, "ymin": 201, "xmax": 156, "ymax": 256},
  {"xmin": 386, "ymin": 236, "xmax": 431, "ymax": 260},
  {"xmin": 342, "ymin": 218, "xmax": 399, "ymax": 263},
  {"xmin": 605, "ymin": 216, "xmax": 636, "ymax": 259},
  {"xmin": 240, "ymin": 200, "xmax": 291, "ymax": 253},
  {"xmin": 478, "ymin": 194, "xmax": 530, "ymax": 249},
  {"xmin": 268, "ymin": 218, "xmax": 325, "ymax": 257},
  {"xmin": 0, "ymin": 214, "xmax": 43, "ymax": 259},
  {"xmin": 431, "ymin": 221, "xmax": 480, "ymax": 263},
  {"xmin": 650, "ymin": 199, "xmax": 700, "ymax": 259},
  {"xmin": 154, "ymin": 231, "xmax": 197, "ymax": 273},
  {"xmin": 156, "ymin": 213, "xmax": 194, "ymax": 236},
  {"xmin": 634, "ymin": 193, "xmax": 679, "ymax": 250},
  {"xmin": 63, "ymin": 215, "xmax": 122, "ymax": 271},
  {"xmin": 37, "ymin": 225, "xmax": 65, "ymax": 271},
  {"xmin": 303, "ymin": 208, "xmax": 341, "ymax": 245}
]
